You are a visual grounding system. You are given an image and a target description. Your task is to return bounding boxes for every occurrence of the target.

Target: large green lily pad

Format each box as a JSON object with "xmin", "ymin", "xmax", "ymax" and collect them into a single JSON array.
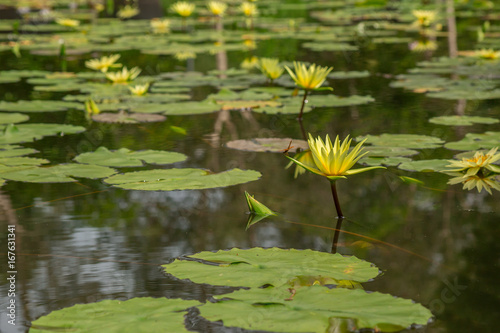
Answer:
[
  {"xmin": 0, "ymin": 164, "xmax": 117, "ymax": 183},
  {"xmin": 30, "ymin": 298, "xmax": 200, "ymax": 333},
  {"xmin": 429, "ymin": 115, "xmax": 499, "ymax": 126},
  {"xmin": 358, "ymin": 134, "xmax": 444, "ymax": 149},
  {"xmin": 0, "ymin": 100, "xmax": 81, "ymax": 112},
  {"xmin": 200, "ymin": 286, "xmax": 432, "ymax": 333},
  {"xmin": 307, "ymin": 95, "xmax": 375, "ymax": 108},
  {"xmin": 398, "ymin": 159, "xmax": 450, "ymax": 172},
  {"xmin": 0, "ymin": 113, "xmax": 29, "ymax": 124},
  {"xmin": 163, "ymin": 248, "xmax": 379, "ymax": 288},
  {"xmin": 0, "ymin": 124, "xmax": 86, "ymax": 144},
  {"xmin": 444, "ymin": 131, "xmax": 500, "ymax": 150},
  {"xmin": 75, "ymin": 147, "xmax": 187, "ymax": 167},
  {"xmin": 105, "ymin": 168, "xmax": 261, "ymax": 191},
  {"xmin": 225, "ymin": 138, "xmax": 308, "ymax": 153}
]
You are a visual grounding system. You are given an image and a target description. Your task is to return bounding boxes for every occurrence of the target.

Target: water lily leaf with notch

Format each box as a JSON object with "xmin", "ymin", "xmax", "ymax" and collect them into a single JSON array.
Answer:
[
  {"xmin": 0, "ymin": 100, "xmax": 82, "ymax": 112},
  {"xmin": 75, "ymin": 147, "xmax": 187, "ymax": 167},
  {"xmin": 444, "ymin": 131, "xmax": 500, "ymax": 150},
  {"xmin": 307, "ymin": 95, "xmax": 375, "ymax": 108},
  {"xmin": 226, "ymin": 138, "xmax": 308, "ymax": 153},
  {"xmin": 398, "ymin": 159, "xmax": 450, "ymax": 172},
  {"xmin": 29, "ymin": 297, "xmax": 200, "ymax": 333},
  {"xmin": 105, "ymin": 168, "xmax": 261, "ymax": 191},
  {"xmin": 163, "ymin": 248, "xmax": 379, "ymax": 288},
  {"xmin": 0, "ymin": 164, "xmax": 117, "ymax": 183},
  {"xmin": 0, "ymin": 113, "xmax": 29, "ymax": 124},
  {"xmin": 0, "ymin": 124, "xmax": 86, "ymax": 144},
  {"xmin": 358, "ymin": 134, "xmax": 444, "ymax": 149},
  {"xmin": 429, "ymin": 115, "xmax": 499, "ymax": 126},
  {"xmin": 91, "ymin": 111, "xmax": 166, "ymax": 123},
  {"xmin": 201, "ymin": 286, "xmax": 432, "ymax": 333}
]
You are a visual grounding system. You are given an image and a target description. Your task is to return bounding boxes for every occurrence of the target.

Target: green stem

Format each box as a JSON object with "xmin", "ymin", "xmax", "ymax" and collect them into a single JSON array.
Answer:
[
  {"xmin": 331, "ymin": 217, "xmax": 344, "ymax": 254},
  {"xmin": 330, "ymin": 181, "xmax": 344, "ymax": 219},
  {"xmin": 297, "ymin": 89, "xmax": 308, "ymax": 121}
]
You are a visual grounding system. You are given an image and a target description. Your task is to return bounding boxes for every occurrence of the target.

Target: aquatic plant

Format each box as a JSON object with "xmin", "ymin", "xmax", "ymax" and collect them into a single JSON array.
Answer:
[
  {"xmin": 240, "ymin": 2, "xmax": 258, "ymax": 17},
  {"xmin": 105, "ymin": 67, "xmax": 141, "ymax": 83},
  {"xmin": 257, "ymin": 58, "xmax": 284, "ymax": 83},
  {"xmin": 412, "ymin": 10, "xmax": 437, "ymax": 28},
  {"xmin": 85, "ymin": 54, "xmax": 122, "ymax": 73},
  {"xmin": 117, "ymin": 5, "xmax": 139, "ymax": 19},
  {"xmin": 171, "ymin": 1, "xmax": 196, "ymax": 17},
  {"xmin": 475, "ymin": 48, "xmax": 500, "ymax": 60},
  {"xmin": 55, "ymin": 18, "xmax": 80, "ymax": 28},
  {"xmin": 207, "ymin": 1, "xmax": 227, "ymax": 17},
  {"xmin": 150, "ymin": 18, "xmax": 171, "ymax": 34},
  {"xmin": 128, "ymin": 83, "xmax": 150, "ymax": 96}
]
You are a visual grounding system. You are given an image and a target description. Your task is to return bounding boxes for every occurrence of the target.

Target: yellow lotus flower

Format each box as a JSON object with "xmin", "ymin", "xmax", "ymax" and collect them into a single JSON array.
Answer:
[
  {"xmin": 105, "ymin": 67, "xmax": 141, "ymax": 83},
  {"xmin": 117, "ymin": 5, "xmax": 139, "ymax": 19},
  {"xmin": 207, "ymin": 1, "xmax": 227, "ymax": 17},
  {"xmin": 151, "ymin": 18, "xmax": 171, "ymax": 34},
  {"xmin": 286, "ymin": 150, "xmax": 315, "ymax": 178},
  {"xmin": 171, "ymin": 1, "xmax": 195, "ymax": 17},
  {"xmin": 447, "ymin": 173, "xmax": 500, "ymax": 195},
  {"xmin": 475, "ymin": 48, "xmax": 500, "ymax": 60},
  {"xmin": 174, "ymin": 51, "xmax": 196, "ymax": 60},
  {"xmin": 284, "ymin": 62, "xmax": 333, "ymax": 91},
  {"xmin": 412, "ymin": 10, "xmax": 437, "ymax": 27},
  {"xmin": 55, "ymin": 18, "xmax": 80, "ymax": 28},
  {"xmin": 85, "ymin": 54, "xmax": 122, "ymax": 73},
  {"xmin": 257, "ymin": 58, "xmax": 284, "ymax": 81},
  {"xmin": 240, "ymin": 2, "xmax": 258, "ymax": 17},
  {"xmin": 409, "ymin": 39, "xmax": 438, "ymax": 52},
  {"xmin": 240, "ymin": 56, "xmax": 258, "ymax": 69},
  {"xmin": 446, "ymin": 147, "xmax": 500, "ymax": 177},
  {"xmin": 286, "ymin": 134, "xmax": 385, "ymax": 181},
  {"xmin": 128, "ymin": 83, "xmax": 150, "ymax": 96}
]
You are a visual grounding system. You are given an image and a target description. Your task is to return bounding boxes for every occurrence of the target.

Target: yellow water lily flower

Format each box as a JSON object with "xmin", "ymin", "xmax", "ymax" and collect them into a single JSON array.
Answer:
[
  {"xmin": 150, "ymin": 18, "xmax": 171, "ymax": 34},
  {"xmin": 55, "ymin": 18, "xmax": 80, "ymax": 28},
  {"xmin": 117, "ymin": 5, "xmax": 139, "ymax": 19},
  {"xmin": 409, "ymin": 39, "xmax": 438, "ymax": 52},
  {"xmin": 128, "ymin": 83, "xmax": 150, "ymax": 96},
  {"xmin": 85, "ymin": 54, "xmax": 122, "ymax": 73},
  {"xmin": 412, "ymin": 10, "xmax": 437, "ymax": 28},
  {"xmin": 240, "ymin": 56, "xmax": 258, "ymax": 69},
  {"xmin": 286, "ymin": 150, "xmax": 315, "ymax": 178},
  {"xmin": 207, "ymin": 1, "xmax": 227, "ymax": 17},
  {"xmin": 286, "ymin": 134, "xmax": 385, "ymax": 181},
  {"xmin": 174, "ymin": 51, "xmax": 196, "ymax": 60},
  {"xmin": 475, "ymin": 48, "xmax": 500, "ymax": 60},
  {"xmin": 446, "ymin": 147, "xmax": 500, "ymax": 177},
  {"xmin": 257, "ymin": 58, "xmax": 284, "ymax": 81},
  {"xmin": 447, "ymin": 173, "xmax": 500, "ymax": 195},
  {"xmin": 105, "ymin": 67, "xmax": 141, "ymax": 83},
  {"xmin": 240, "ymin": 2, "xmax": 258, "ymax": 17},
  {"xmin": 171, "ymin": 1, "xmax": 195, "ymax": 17},
  {"xmin": 284, "ymin": 62, "xmax": 333, "ymax": 91}
]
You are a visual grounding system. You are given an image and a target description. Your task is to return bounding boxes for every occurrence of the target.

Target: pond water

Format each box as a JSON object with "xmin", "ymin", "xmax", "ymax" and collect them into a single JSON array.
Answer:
[{"xmin": 0, "ymin": 1, "xmax": 500, "ymax": 332}]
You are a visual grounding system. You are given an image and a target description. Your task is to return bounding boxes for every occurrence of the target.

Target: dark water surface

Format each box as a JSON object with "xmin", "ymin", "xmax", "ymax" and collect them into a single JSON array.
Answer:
[{"xmin": 0, "ymin": 13, "xmax": 500, "ymax": 333}]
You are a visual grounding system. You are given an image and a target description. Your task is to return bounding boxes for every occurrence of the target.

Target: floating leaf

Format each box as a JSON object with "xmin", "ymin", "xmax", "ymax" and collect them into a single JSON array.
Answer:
[
  {"xmin": 0, "ymin": 124, "xmax": 85, "ymax": 144},
  {"xmin": 218, "ymin": 100, "xmax": 282, "ymax": 111},
  {"xmin": 398, "ymin": 159, "xmax": 450, "ymax": 172},
  {"xmin": 363, "ymin": 146, "xmax": 419, "ymax": 157},
  {"xmin": 0, "ymin": 100, "xmax": 81, "ymax": 112},
  {"xmin": 307, "ymin": 94, "xmax": 375, "ymax": 108},
  {"xmin": 328, "ymin": 71, "xmax": 370, "ymax": 79},
  {"xmin": 75, "ymin": 147, "xmax": 187, "ymax": 167},
  {"xmin": 153, "ymin": 101, "xmax": 221, "ymax": 115},
  {"xmin": 200, "ymin": 286, "xmax": 432, "ymax": 333},
  {"xmin": 105, "ymin": 168, "xmax": 261, "ymax": 191},
  {"xmin": 0, "ymin": 113, "xmax": 29, "ymax": 124},
  {"xmin": 444, "ymin": 131, "xmax": 500, "ymax": 150},
  {"xmin": 358, "ymin": 134, "xmax": 444, "ymax": 149},
  {"xmin": 0, "ymin": 156, "xmax": 49, "ymax": 167},
  {"xmin": 360, "ymin": 156, "xmax": 412, "ymax": 167},
  {"xmin": 429, "ymin": 115, "xmax": 499, "ymax": 126},
  {"xmin": 163, "ymin": 248, "xmax": 379, "ymax": 288},
  {"xmin": 30, "ymin": 298, "xmax": 200, "ymax": 333},
  {"xmin": 226, "ymin": 138, "xmax": 308, "ymax": 153},
  {"xmin": 0, "ymin": 146, "xmax": 38, "ymax": 158},
  {"xmin": 0, "ymin": 164, "xmax": 117, "ymax": 183},
  {"xmin": 91, "ymin": 111, "xmax": 166, "ymax": 123},
  {"xmin": 302, "ymin": 42, "xmax": 358, "ymax": 51}
]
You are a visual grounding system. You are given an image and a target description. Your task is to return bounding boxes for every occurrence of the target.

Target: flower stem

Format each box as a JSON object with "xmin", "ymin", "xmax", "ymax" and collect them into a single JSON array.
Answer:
[
  {"xmin": 331, "ymin": 217, "xmax": 344, "ymax": 254},
  {"xmin": 297, "ymin": 89, "xmax": 309, "ymax": 121},
  {"xmin": 330, "ymin": 181, "xmax": 344, "ymax": 219}
]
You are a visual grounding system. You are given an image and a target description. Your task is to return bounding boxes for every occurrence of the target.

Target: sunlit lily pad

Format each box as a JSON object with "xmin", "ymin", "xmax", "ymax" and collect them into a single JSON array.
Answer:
[
  {"xmin": 429, "ymin": 115, "xmax": 499, "ymax": 126},
  {"xmin": 163, "ymin": 248, "xmax": 379, "ymax": 288},
  {"xmin": 0, "ymin": 100, "xmax": 81, "ymax": 112},
  {"xmin": 0, "ymin": 113, "xmax": 29, "ymax": 124},
  {"xmin": 75, "ymin": 147, "xmax": 187, "ymax": 167},
  {"xmin": 360, "ymin": 156, "xmax": 412, "ymax": 167},
  {"xmin": 0, "ymin": 124, "xmax": 86, "ymax": 144},
  {"xmin": 302, "ymin": 42, "xmax": 358, "ymax": 51},
  {"xmin": 398, "ymin": 159, "xmax": 450, "ymax": 172},
  {"xmin": 0, "ymin": 164, "xmax": 117, "ymax": 183},
  {"xmin": 226, "ymin": 138, "xmax": 308, "ymax": 153},
  {"xmin": 200, "ymin": 286, "xmax": 432, "ymax": 333},
  {"xmin": 363, "ymin": 146, "xmax": 419, "ymax": 157},
  {"xmin": 105, "ymin": 168, "xmax": 261, "ymax": 191},
  {"xmin": 358, "ymin": 134, "xmax": 444, "ymax": 149},
  {"xmin": 328, "ymin": 71, "xmax": 370, "ymax": 79},
  {"xmin": 30, "ymin": 298, "xmax": 200, "ymax": 333},
  {"xmin": 444, "ymin": 131, "xmax": 500, "ymax": 150},
  {"xmin": 307, "ymin": 95, "xmax": 375, "ymax": 108},
  {"xmin": 0, "ymin": 156, "xmax": 49, "ymax": 167},
  {"xmin": 91, "ymin": 111, "xmax": 166, "ymax": 123},
  {"xmin": 0, "ymin": 146, "xmax": 38, "ymax": 158},
  {"xmin": 159, "ymin": 101, "xmax": 221, "ymax": 115}
]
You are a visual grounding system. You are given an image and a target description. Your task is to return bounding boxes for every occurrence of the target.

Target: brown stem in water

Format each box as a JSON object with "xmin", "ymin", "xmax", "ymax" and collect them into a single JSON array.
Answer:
[
  {"xmin": 297, "ymin": 89, "xmax": 309, "ymax": 121},
  {"xmin": 330, "ymin": 181, "xmax": 344, "ymax": 219},
  {"xmin": 331, "ymin": 217, "xmax": 344, "ymax": 254}
]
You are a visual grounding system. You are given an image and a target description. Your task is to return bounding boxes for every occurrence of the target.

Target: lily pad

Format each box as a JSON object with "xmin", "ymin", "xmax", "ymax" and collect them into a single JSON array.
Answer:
[
  {"xmin": 30, "ymin": 298, "xmax": 200, "ymax": 333},
  {"xmin": 163, "ymin": 248, "xmax": 379, "ymax": 288},
  {"xmin": 0, "ymin": 113, "xmax": 29, "ymax": 124},
  {"xmin": 429, "ymin": 115, "xmax": 499, "ymax": 126},
  {"xmin": 105, "ymin": 168, "xmax": 261, "ymax": 191},
  {"xmin": 75, "ymin": 147, "xmax": 187, "ymax": 167},
  {"xmin": 0, "ymin": 124, "xmax": 86, "ymax": 144},
  {"xmin": 398, "ymin": 159, "xmax": 450, "ymax": 172},
  {"xmin": 328, "ymin": 71, "xmax": 370, "ymax": 79},
  {"xmin": 91, "ymin": 111, "xmax": 166, "ymax": 123},
  {"xmin": 0, "ymin": 156, "xmax": 49, "ymax": 167},
  {"xmin": 0, "ymin": 164, "xmax": 116, "ymax": 183},
  {"xmin": 150, "ymin": 101, "xmax": 221, "ymax": 115},
  {"xmin": 444, "ymin": 131, "xmax": 500, "ymax": 150},
  {"xmin": 226, "ymin": 138, "xmax": 308, "ymax": 153},
  {"xmin": 360, "ymin": 156, "xmax": 412, "ymax": 167},
  {"xmin": 0, "ymin": 100, "xmax": 81, "ymax": 112},
  {"xmin": 200, "ymin": 286, "xmax": 432, "ymax": 333},
  {"xmin": 307, "ymin": 95, "xmax": 375, "ymax": 108},
  {"xmin": 358, "ymin": 134, "xmax": 444, "ymax": 149}
]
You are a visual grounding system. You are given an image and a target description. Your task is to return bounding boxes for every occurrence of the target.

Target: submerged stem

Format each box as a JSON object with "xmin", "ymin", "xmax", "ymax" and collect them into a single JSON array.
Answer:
[
  {"xmin": 331, "ymin": 217, "xmax": 344, "ymax": 254},
  {"xmin": 330, "ymin": 181, "xmax": 344, "ymax": 219},
  {"xmin": 298, "ymin": 89, "xmax": 309, "ymax": 121}
]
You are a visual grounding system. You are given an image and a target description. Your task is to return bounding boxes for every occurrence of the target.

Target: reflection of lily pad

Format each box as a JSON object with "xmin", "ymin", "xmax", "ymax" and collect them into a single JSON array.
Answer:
[
  {"xmin": 0, "ymin": 113, "xmax": 29, "ymax": 124},
  {"xmin": 201, "ymin": 286, "xmax": 432, "ymax": 333},
  {"xmin": 444, "ymin": 131, "xmax": 500, "ymax": 150},
  {"xmin": 91, "ymin": 111, "xmax": 166, "ymax": 123},
  {"xmin": 30, "ymin": 298, "xmax": 200, "ymax": 333},
  {"xmin": 105, "ymin": 168, "xmax": 261, "ymax": 191},
  {"xmin": 398, "ymin": 159, "xmax": 450, "ymax": 172},
  {"xmin": 75, "ymin": 147, "xmax": 187, "ymax": 167},
  {"xmin": 0, "ymin": 100, "xmax": 81, "ymax": 112},
  {"xmin": 226, "ymin": 138, "xmax": 308, "ymax": 153},
  {"xmin": 429, "ymin": 115, "xmax": 499, "ymax": 126},
  {"xmin": 0, "ymin": 164, "xmax": 117, "ymax": 183},
  {"xmin": 163, "ymin": 248, "xmax": 379, "ymax": 288},
  {"xmin": 358, "ymin": 134, "xmax": 444, "ymax": 149}
]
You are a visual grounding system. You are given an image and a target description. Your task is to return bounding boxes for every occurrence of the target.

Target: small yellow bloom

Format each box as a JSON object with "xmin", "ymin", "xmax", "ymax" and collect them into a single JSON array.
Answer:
[
  {"xmin": 105, "ymin": 67, "xmax": 141, "ymax": 83},
  {"xmin": 286, "ymin": 134, "xmax": 385, "ymax": 181},
  {"xmin": 409, "ymin": 39, "xmax": 438, "ymax": 52},
  {"xmin": 55, "ymin": 18, "xmax": 80, "ymax": 28},
  {"xmin": 447, "ymin": 173, "xmax": 500, "ymax": 195},
  {"xmin": 174, "ymin": 51, "xmax": 196, "ymax": 60},
  {"xmin": 128, "ymin": 83, "xmax": 150, "ymax": 96},
  {"xmin": 240, "ymin": 2, "xmax": 258, "ymax": 17},
  {"xmin": 207, "ymin": 1, "xmax": 227, "ymax": 17},
  {"xmin": 240, "ymin": 56, "xmax": 258, "ymax": 69},
  {"xmin": 117, "ymin": 5, "xmax": 140, "ymax": 19},
  {"xmin": 284, "ymin": 62, "xmax": 333, "ymax": 91},
  {"xmin": 150, "ymin": 18, "xmax": 171, "ymax": 34},
  {"xmin": 171, "ymin": 1, "xmax": 195, "ymax": 17},
  {"xmin": 257, "ymin": 58, "xmax": 284, "ymax": 81},
  {"xmin": 85, "ymin": 54, "xmax": 122, "ymax": 73},
  {"xmin": 412, "ymin": 10, "xmax": 437, "ymax": 28},
  {"xmin": 446, "ymin": 147, "xmax": 500, "ymax": 177},
  {"xmin": 94, "ymin": 3, "xmax": 105, "ymax": 12},
  {"xmin": 475, "ymin": 48, "xmax": 500, "ymax": 60}
]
